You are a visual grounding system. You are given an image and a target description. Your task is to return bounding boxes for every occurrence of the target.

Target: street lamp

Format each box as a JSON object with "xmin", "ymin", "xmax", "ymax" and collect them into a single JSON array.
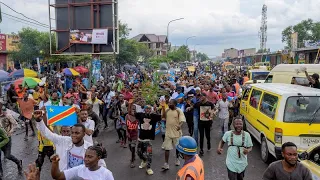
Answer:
[
  {"xmin": 166, "ymin": 18, "xmax": 184, "ymax": 57},
  {"xmin": 185, "ymin": 36, "xmax": 196, "ymax": 61},
  {"xmin": 193, "ymin": 44, "xmax": 200, "ymax": 61}
]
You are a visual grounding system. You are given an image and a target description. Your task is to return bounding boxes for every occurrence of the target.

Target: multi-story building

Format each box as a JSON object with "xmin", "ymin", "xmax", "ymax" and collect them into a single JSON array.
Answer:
[
  {"xmin": 0, "ymin": 34, "xmax": 20, "ymax": 70},
  {"xmin": 223, "ymin": 48, "xmax": 238, "ymax": 59},
  {"xmin": 131, "ymin": 34, "xmax": 168, "ymax": 56}
]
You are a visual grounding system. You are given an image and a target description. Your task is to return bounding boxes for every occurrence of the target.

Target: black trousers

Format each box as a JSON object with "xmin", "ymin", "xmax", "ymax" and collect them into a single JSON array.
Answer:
[
  {"xmin": 198, "ymin": 121, "xmax": 212, "ymax": 151},
  {"xmin": 0, "ymin": 137, "xmax": 20, "ymax": 172},
  {"xmin": 35, "ymin": 146, "xmax": 55, "ymax": 171},
  {"xmin": 227, "ymin": 168, "xmax": 245, "ymax": 180}
]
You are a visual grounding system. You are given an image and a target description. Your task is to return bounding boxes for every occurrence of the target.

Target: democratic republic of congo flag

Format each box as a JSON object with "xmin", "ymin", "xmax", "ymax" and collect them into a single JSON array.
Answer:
[{"xmin": 46, "ymin": 106, "xmax": 77, "ymax": 126}]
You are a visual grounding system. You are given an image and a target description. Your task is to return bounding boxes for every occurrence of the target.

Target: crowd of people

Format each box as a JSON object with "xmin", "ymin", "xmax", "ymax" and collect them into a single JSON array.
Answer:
[{"xmin": 0, "ymin": 62, "xmax": 318, "ymax": 180}]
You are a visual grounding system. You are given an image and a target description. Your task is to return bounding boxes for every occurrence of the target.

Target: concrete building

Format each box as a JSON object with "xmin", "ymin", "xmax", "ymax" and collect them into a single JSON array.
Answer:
[
  {"xmin": 0, "ymin": 33, "xmax": 20, "ymax": 70},
  {"xmin": 131, "ymin": 34, "xmax": 168, "ymax": 56},
  {"xmin": 223, "ymin": 48, "xmax": 238, "ymax": 59}
]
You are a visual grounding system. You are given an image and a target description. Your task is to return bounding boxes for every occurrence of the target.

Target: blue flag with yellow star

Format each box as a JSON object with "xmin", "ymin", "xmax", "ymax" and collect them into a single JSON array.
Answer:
[{"xmin": 46, "ymin": 106, "xmax": 77, "ymax": 126}]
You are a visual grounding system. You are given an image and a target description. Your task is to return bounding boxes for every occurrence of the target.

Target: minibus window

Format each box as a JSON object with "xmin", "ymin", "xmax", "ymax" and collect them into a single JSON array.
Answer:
[
  {"xmin": 265, "ymin": 75, "xmax": 273, "ymax": 83},
  {"xmin": 242, "ymin": 87, "xmax": 252, "ymax": 101},
  {"xmin": 259, "ymin": 93, "xmax": 278, "ymax": 119},
  {"xmin": 249, "ymin": 89, "xmax": 262, "ymax": 109},
  {"xmin": 284, "ymin": 96, "xmax": 320, "ymax": 123}
]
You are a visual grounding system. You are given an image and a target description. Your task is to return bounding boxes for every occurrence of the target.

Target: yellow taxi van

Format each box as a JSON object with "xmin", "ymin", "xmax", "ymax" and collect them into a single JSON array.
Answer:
[
  {"xmin": 244, "ymin": 69, "xmax": 270, "ymax": 85},
  {"xmin": 299, "ymin": 144, "xmax": 320, "ymax": 180},
  {"xmin": 240, "ymin": 83, "xmax": 320, "ymax": 163},
  {"xmin": 265, "ymin": 64, "xmax": 320, "ymax": 85}
]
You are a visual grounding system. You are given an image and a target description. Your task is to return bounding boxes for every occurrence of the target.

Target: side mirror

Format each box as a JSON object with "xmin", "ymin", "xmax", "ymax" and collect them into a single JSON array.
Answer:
[{"xmin": 299, "ymin": 151, "xmax": 308, "ymax": 160}]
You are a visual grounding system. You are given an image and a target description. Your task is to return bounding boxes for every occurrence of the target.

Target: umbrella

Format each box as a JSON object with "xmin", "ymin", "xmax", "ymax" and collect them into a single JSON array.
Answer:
[
  {"xmin": 4, "ymin": 77, "xmax": 41, "ymax": 91},
  {"xmin": 9, "ymin": 69, "xmax": 38, "ymax": 78},
  {"xmin": 0, "ymin": 70, "xmax": 9, "ymax": 82},
  {"xmin": 74, "ymin": 66, "xmax": 89, "ymax": 73},
  {"xmin": 63, "ymin": 68, "xmax": 80, "ymax": 76}
]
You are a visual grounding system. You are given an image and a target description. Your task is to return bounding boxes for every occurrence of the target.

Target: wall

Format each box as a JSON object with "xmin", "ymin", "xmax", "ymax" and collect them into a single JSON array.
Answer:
[{"xmin": 224, "ymin": 48, "xmax": 238, "ymax": 59}]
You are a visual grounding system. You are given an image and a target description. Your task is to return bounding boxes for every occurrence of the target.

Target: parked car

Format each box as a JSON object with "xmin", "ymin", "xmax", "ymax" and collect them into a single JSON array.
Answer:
[{"xmin": 299, "ymin": 144, "xmax": 320, "ymax": 180}]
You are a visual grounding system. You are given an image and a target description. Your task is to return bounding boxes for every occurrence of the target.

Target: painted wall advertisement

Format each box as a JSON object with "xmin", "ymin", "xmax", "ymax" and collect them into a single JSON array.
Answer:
[
  {"xmin": 0, "ymin": 34, "xmax": 6, "ymax": 51},
  {"xmin": 70, "ymin": 29, "xmax": 108, "ymax": 44},
  {"xmin": 92, "ymin": 59, "xmax": 101, "ymax": 82}
]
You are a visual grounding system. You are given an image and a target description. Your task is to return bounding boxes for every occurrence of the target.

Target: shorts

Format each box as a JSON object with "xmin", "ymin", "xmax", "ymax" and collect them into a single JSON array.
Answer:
[{"xmin": 162, "ymin": 136, "xmax": 179, "ymax": 150}]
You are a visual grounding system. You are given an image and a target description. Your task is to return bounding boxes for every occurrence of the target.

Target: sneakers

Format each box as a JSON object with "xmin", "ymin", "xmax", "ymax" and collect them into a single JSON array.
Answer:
[
  {"xmin": 123, "ymin": 143, "xmax": 127, "ymax": 148},
  {"xmin": 146, "ymin": 168, "xmax": 154, "ymax": 175},
  {"xmin": 116, "ymin": 139, "xmax": 121, "ymax": 143},
  {"xmin": 139, "ymin": 161, "xmax": 146, "ymax": 169},
  {"xmin": 162, "ymin": 163, "xmax": 169, "ymax": 170},
  {"xmin": 175, "ymin": 158, "xmax": 181, "ymax": 166},
  {"xmin": 130, "ymin": 162, "xmax": 135, "ymax": 168},
  {"xmin": 24, "ymin": 136, "xmax": 28, "ymax": 141}
]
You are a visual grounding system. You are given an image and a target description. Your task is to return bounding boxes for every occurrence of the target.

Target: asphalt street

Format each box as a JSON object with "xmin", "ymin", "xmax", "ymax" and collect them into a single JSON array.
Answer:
[{"xmin": 2, "ymin": 120, "xmax": 270, "ymax": 180}]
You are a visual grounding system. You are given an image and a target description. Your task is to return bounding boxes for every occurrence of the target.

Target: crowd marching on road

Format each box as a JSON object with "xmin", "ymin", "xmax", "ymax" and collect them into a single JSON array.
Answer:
[{"xmin": 0, "ymin": 62, "xmax": 319, "ymax": 180}]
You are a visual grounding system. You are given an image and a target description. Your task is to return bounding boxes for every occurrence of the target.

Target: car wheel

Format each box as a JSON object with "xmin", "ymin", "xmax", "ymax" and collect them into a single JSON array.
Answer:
[{"xmin": 261, "ymin": 137, "xmax": 271, "ymax": 163}]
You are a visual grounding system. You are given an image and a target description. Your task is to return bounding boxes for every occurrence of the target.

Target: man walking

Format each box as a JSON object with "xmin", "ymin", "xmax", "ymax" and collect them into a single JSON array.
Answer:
[
  {"xmin": 161, "ymin": 99, "xmax": 186, "ymax": 170},
  {"xmin": 217, "ymin": 116, "xmax": 253, "ymax": 180},
  {"xmin": 263, "ymin": 142, "xmax": 312, "ymax": 180},
  {"xmin": 0, "ymin": 103, "xmax": 22, "ymax": 177}
]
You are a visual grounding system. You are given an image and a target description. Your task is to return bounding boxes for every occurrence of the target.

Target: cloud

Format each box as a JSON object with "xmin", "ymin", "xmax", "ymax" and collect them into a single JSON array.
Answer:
[{"xmin": 1, "ymin": 0, "xmax": 320, "ymax": 57}]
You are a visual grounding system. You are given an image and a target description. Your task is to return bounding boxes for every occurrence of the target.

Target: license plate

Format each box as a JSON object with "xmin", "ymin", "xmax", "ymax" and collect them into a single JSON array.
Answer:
[{"xmin": 301, "ymin": 137, "xmax": 320, "ymax": 145}]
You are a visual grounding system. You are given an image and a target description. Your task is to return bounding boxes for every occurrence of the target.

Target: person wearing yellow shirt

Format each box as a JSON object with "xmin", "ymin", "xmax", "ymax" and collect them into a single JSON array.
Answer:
[{"xmin": 33, "ymin": 86, "xmax": 41, "ymax": 110}]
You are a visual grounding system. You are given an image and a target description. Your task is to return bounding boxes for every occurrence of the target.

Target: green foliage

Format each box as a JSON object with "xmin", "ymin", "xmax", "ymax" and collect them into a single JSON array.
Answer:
[
  {"xmin": 9, "ymin": 27, "xmax": 55, "ymax": 63},
  {"xmin": 141, "ymin": 72, "xmax": 168, "ymax": 105},
  {"xmin": 119, "ymin": 20, "xmax": 132, "ymax": 40},
  {"xmin": 168, "ymin": 45, "xmax": 189, "ymax": 62},
  {"xmin": 196, "ymin": 52, "xmax": 209, "ymax": 61},
  {"xmin": 148, "ymin": 56, "xmax": 171, "ymax": 68},
  {"xmin": 282, "ymin": 19, "xmax": 320, "ymax": 48},
  {"xmin": 116, "ymin": 39, "xmax": 139, "ymax": 65},
  {"xmin": 136, "ymin": 43, "xmax": 154, "ymax": 61}
]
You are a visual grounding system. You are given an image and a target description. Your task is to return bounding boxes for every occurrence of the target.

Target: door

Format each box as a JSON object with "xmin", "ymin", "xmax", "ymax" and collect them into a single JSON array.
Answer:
[{"xmin": 246, "ymin": 88, "xmax": 263, "ymax": 140}]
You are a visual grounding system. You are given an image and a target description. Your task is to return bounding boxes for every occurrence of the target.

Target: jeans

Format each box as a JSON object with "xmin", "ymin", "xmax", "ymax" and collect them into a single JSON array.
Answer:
[
  {"xmin": 193, "ymin": 110, "xmax": 199, "ymax": 144},
  {"xmin": 198, "ymin": 121, "xmax": 212, "ymax": 151},
  {"xmin": 102, "ymin": 107, "xmax": 110, "ymax": 127},
  {"xmin": 219, "ymin": 117, "xmax": 229, "ymax": 137},
  {"xmin": 137, "ymin": 141, "xmax": 152, "ymax": 169},
  {"xmin": 227, "ymin": 168, "xmax": 245, "ymax": 180},
  {"xmin": 0, "ymin": 137, "xmax": 20, "ymax": 172}
]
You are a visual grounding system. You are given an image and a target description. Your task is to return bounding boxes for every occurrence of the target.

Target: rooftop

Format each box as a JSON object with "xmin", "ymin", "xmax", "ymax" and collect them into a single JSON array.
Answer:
[
  {"xmin": 251, "ymin": 83, "xmax": 320, "ymax": 96},
  {"xmin": 131, "ymin": 34, "xmax": 167, "ymax": 43}
]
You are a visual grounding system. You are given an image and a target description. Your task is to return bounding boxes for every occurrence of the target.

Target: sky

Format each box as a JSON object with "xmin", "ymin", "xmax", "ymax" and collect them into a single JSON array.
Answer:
[{"xmin": 1, "ymin": 0, "xmax": 320, "ymax": 57}]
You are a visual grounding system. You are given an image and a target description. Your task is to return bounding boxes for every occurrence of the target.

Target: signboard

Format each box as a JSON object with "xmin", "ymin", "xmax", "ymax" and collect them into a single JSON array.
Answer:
[
  {"xmin": 50, "ymin": 0, "xmax": 118, "ymax": 55},
  {"xmin": 0, "ymin": 34, "xmax": 6, "ymax": 51},
  {"xmin": 304, "ymin": 40, "xmax": 320, "ymax": 48}
]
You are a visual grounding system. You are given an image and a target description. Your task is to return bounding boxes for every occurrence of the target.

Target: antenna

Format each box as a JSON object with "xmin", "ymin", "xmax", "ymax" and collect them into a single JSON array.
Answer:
[{"xmin": 258, "ymin": 4, "xmax": 267, "ymax": 51}]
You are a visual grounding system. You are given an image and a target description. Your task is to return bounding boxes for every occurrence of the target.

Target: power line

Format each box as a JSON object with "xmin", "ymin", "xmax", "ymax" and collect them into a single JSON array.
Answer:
[
  {"xmin": 2, "ymin": 12, "xmax": 49, "ymax": 28},
  {"xmin": 0, "ymin": 1, "xmax": 49, "ymax": 27},
  {"xmin": 2, "ymin": 15, "xmax": 48, "ymax": 30}
]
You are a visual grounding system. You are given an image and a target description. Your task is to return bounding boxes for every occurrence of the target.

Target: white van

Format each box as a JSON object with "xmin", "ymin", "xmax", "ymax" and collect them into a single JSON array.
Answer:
[{"xmin": 265, "ymin": 64, "xmax": 320, "ymax": 85}]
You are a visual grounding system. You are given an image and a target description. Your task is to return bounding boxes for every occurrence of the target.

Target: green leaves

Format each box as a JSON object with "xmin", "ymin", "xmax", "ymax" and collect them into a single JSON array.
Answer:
[{"xmin": 282, "ymin": 19, "xmax": 320, "ymax": 48}]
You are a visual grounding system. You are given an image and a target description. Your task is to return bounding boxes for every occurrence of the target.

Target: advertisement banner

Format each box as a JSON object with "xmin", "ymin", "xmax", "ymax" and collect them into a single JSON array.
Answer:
[
  {"xmin": 0, "ymin": 34, "xmax": 6, "ymax": 51},
  {"xmin": 70, "ymin": 30, "xmax": 93, "ymax": 44},
  {"xmin": 70, "ymin": 29, "xmax": 108, "ymax": 44},
  {"xmin": 92, "ymin": 29, "xmax": 108, "ymax": 44}
]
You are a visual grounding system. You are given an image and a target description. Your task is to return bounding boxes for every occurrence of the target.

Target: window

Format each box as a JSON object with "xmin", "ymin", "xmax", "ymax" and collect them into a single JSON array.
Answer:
[
  {"xmin": 249, "ymin": 89, "xmax": 262, "ymax": 108},
  {"xmin": 309, "ymin": 147, "xmax": 320, "ymax": 166},
  {"xmin": 156, "ymin": 43, "xmax": 161, "ymax": 48},
  {"xmin": 284, "ymin": 96, "xmax": 320, "ymax": 123},
  {"xmin": 259, "ymin": 93, "xmax": 278, "ymax": 119},
  {"xmin": 242, "ymin": 87, "xmax": 252, "ymax": 101},
  {"xmin": 265, "ymin": 75, "xmax": 273, "ymax": 83}
]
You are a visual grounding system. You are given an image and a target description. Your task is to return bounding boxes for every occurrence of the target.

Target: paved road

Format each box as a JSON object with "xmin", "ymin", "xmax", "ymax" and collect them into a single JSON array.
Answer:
[{"xmin": 3, "ymin": 120, "xmax": 270, "ymax": 180}]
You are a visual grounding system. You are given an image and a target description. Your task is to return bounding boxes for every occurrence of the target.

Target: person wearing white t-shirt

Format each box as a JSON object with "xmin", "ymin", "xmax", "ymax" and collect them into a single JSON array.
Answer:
[
  {"xmin": 51, "ymin": 144, "xmax": 114, "ymax": 180},
  {"xmin": 79, "ymin": 110, "xmax": 95, "ymax": 144}
]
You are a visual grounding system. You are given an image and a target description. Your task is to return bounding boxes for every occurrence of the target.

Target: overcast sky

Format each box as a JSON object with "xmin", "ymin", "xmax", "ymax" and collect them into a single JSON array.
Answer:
[{"xmin": 1, "ymin": 0, "xmax": 320, "ymax": 57}]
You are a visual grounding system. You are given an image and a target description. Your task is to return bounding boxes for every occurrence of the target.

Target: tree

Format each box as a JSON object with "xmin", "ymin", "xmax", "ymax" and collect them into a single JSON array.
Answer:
[
  {"xmin": 9, "ymin": 28, "xmax": 56, "ymax": 65},
  {"xmin": 148, "ymin": 56, "xmax": 171, "ymax": 68},
  {"xmin": 281, "ymin": 19, "xmax": 320, "ymax": 48},
  {"xmin": 136, "ymin": 43, "xmax": 154, "ymax": 62},
  {"xmin": 196, "ymin": 52, "xmax": 209, "ymax": 61},
  {"xmin": 168, "ymin": 45, "xmax": 190, "ymax": 62}
]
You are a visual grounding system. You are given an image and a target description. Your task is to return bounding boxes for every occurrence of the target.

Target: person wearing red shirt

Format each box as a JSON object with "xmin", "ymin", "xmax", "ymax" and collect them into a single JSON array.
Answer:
[{"xmin": 121, "ymin": 86, "xmax": 133, "ymax": 101}]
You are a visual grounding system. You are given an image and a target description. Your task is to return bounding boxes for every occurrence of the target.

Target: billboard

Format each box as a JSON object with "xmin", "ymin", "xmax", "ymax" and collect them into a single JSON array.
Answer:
[
  {"xmin": 0, "ymin": 34, "xmax": 6, "ymax": 51},
  {"xmin": 70, "ymin": 29, "xmax": 108, "ymax": 44},
  {"xmin": 49, "ymin": 0, "xmax": 118, "ymax": 55}
]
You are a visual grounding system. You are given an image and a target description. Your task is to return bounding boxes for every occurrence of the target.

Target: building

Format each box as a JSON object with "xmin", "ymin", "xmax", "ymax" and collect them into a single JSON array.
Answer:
[
  {"xmin": 223, "ymin": 48, "xmax": 238, "ymax": 59},
  {"xmin": 0, "ymin": 34, "xmax": 20, "ymax": 71},
  {"xmin": 131, "ymin": 34, "xmax": 168, "ymax": 56}
]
